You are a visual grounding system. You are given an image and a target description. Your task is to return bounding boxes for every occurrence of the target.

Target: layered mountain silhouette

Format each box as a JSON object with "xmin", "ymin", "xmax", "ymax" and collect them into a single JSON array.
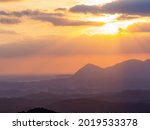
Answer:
[
  {"xmin": 73, "ymin": 59, "xmax": 150, "ymax": 80},
  {"xmin": 0, "ymin": 58, "xmax": 150, "ymax": 112}
]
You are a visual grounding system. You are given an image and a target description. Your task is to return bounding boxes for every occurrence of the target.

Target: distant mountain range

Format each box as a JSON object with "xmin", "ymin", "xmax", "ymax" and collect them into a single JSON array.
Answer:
[
  {"xmin": 73, "ymin": 59, "xmax": 150, "ymax": 80},
  {"xmin": 0, "ymin": 58, "xmax": 150, "ymax": 112},
  {"xmin": 0, "ymin": 58, "xmax": 150, "ymax": 96}
]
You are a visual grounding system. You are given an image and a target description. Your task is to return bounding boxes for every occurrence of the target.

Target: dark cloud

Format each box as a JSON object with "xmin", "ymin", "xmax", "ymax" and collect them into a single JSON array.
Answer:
[
  {"xmin": 0, "ymin": 10, "xmax": 64, "ymax": 17},
  {"xmin": 0, "ymin": 9, "xmax": 103, "ymax": 26},
  {"xmin": 33, "ymin": 15, "xmax": 104, "ymax": 26},
  {"xmin": 0, "ymin": 18, "xmax": 21, "ymax": 24},
  {"xmin": 70, "ymin": 0, "xmax": 150, "ymax": 16},
  {"xmin": 117, "ymin": 14, "xmax": 140, "ymax": 20},
  {"xmin": 102, "ymin": 0, "xmax": 150, "ymax": 15},
  {"xmin": 55, "ymin": 8, "xmax": 67, "ymax": 12},
  {"xmin": 70, "ymin": 4, "xmax": 101, "ymax": 14}
]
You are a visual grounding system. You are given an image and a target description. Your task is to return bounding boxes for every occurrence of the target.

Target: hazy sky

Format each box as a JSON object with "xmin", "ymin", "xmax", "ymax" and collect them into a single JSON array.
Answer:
[{"xmin": 0, "ymin": 0, "xmax": 150, "ymax": 75}]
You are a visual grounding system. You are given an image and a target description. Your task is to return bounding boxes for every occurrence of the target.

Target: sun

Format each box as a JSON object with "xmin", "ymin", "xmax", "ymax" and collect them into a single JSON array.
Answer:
[
  {"xmin": 98, "ymin": 23, "xmax": 119, "ymax": 34},
  {"xmin": 83, "ymin": 23, "xmax": 120, "ymax": 35}
]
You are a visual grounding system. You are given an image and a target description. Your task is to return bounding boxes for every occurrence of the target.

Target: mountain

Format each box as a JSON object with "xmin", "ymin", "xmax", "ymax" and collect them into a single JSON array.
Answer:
[
  {"xmin": 0, "ymin": 58, "xmax": 150, "ymax": 112},
  {"xmin": 105, "ymin": 59, "xmax": 149, "ymax": 79},
  {"xmin": 73, "ymin": 59, "xmax": 150, "ymax": 80},
  {"xmin": 73, "ymin": 64, "xmax": 104, "ymax": 80},
  {"xmin": 1, "ymin": 58, "xmax": 150, "ymax": 98},
  {"xmin": 21, "ymin": 107, "xmax": 57, "ymax": 113}
]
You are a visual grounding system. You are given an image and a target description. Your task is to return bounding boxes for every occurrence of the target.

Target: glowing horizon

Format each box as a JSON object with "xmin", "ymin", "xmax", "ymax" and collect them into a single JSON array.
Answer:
[{"xmin": 0, "ymin": 0, "xmax": 150, "ymax": 75}]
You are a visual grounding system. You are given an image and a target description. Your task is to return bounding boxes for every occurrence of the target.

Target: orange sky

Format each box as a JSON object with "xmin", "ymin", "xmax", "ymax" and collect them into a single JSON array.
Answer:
[{"xmin": 0, "ymin": 0, "xmax": 150, "ymax": 75}]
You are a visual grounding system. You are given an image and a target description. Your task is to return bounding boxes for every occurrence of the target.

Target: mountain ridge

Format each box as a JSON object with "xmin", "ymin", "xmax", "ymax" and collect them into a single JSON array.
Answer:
[
  {"xmin": 73, "ymin": 63, "xmax": 103, "ymax": 79},
  {"xmin": 72, "ymin": 58, "xmax": 150, "ymax": 80}
]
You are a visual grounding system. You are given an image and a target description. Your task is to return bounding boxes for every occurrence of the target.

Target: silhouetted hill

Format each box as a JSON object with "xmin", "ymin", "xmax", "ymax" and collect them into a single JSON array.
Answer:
[
  {"xmin": 73, "ymin": 59, "xmax": 150, "ymax": 80},
  {"xmin": 21, "ymin": 107, "xmax": 56, "ymax": 113},
  {"xmin": 73, "ymin": 64, "xmax": 103, "ymax": 79},
  {"xmin": 105, "ymin": 59, "xmax": 150, "ymax": 79}
]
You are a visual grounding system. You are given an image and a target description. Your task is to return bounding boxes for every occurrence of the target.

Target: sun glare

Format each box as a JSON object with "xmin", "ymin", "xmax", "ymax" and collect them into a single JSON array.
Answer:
[
  {"xmin": 83, "ymin": 18, "xmax": 147, "ymax": 35},
  {"xmin": 84, "ymin": 23, "xmax": 119, "ymax": 35}
]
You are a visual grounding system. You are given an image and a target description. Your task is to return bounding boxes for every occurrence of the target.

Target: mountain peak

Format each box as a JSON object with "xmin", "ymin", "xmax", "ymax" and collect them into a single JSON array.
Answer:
[
  {"xmin": 72, "ymin": 64, "xmax": 103, "ymax": 80},
  {"xmin": 72, "ymin": 58, "xmax": 150, "ymax": 80},
  {"xmin": 113, "ymin": 59, "xmax": 143, "ymax": 68},
  {"xmin": 119, "ymin": 59, "xmax": 142, "ymax": 64},
  {"xmin": 82, "ymin": 63, "xmax": 102, "ymax": 69}
]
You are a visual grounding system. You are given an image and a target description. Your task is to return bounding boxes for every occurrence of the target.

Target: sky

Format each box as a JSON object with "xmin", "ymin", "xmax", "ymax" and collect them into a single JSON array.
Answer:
[{"xmin": 0, "ymin": 0, "xmax": 150, "ymax": 75}]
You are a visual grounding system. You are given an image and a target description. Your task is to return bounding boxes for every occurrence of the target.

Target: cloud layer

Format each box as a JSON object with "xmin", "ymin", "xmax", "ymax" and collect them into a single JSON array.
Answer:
[
  {"xmin": 70, "ymin": 0, "xmax": 150, "ymax": 16},
  {"xmin": 0, "ymin": 18, "xmax": 20, "ymax": 24},
  {"xmin": 0, "ymin": 10, "xmax": 103, "ymax": 26}
]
